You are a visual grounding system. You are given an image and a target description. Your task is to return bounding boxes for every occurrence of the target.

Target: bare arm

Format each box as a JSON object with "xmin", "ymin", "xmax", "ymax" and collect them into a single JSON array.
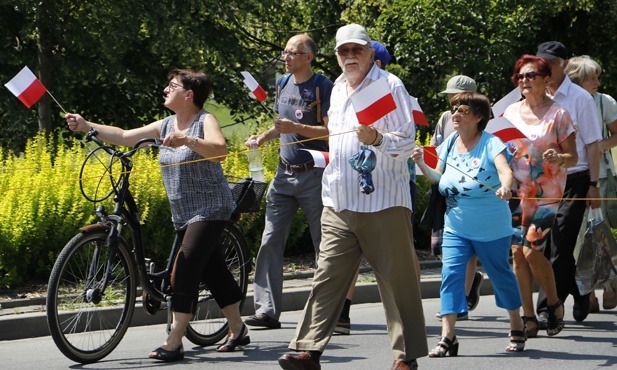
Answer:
[
  {"xmin": 600, "ymin": 119, "xmax": 617, "ymax": 152},
  {"xmin": 410, "ymin": 147, "xmax": 443, "ymax": 185},
  {"xmin": 272, "ymin": 117, "xmax": 329, "ymax": 141},
  {"xmin": 494, "ymin": 151, "xmax": 513, "ymax": 200},
  {"xmin": 194, "ymin": 113, "xmax": 227, "ymax": 162},
  {"xmin": 544, "ymin": 132, "xmax": 578, "ymax": 168},
  {"xmin": 586, "ymin": 140, "xmax": 602, "ymax": 208},
  {"xmin": 66, "ymin": 113, "xmax": 161, "ymax": 147}
]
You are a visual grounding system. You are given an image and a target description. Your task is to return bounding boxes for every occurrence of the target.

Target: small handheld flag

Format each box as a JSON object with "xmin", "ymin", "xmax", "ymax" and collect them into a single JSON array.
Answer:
[
  {"xmin": 422, "ymin": 146, "xmax": 439, "ymax": 169},
  {"xmin": 4, "ymin": 66, "xmax": 47, "ymax": 108},
  {"xmin": 411, "ymin": 96, "xmax": 429, "ymax": 127},
  {"xmin": 350, "ymin": 78, "xmax": 396, "ymax": 125},
  {"xmin": 241, "ymin": 71, "xmax": 268, "ymax": 103},
  {"xmin": 299, "ymin": 149, "xmax": 330, "ymax": 168},
  {"xmin": 492, "ymin": 88, "xmax": 522, "ymax": 118},
  {"xmin": 486, "ymin": 117, "xmax": 527, "ymax": 143}
]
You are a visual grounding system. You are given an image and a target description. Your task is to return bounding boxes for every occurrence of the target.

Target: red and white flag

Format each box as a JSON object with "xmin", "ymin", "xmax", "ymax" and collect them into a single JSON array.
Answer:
[
  {"xmin": 492, "ymin": 87, "xmax": 522, "ymax": 118},
  {"xmin": 351, "ymin": 78, "xmax": 396, "ymax": 125},
  {"xmin": 422, "ymin": 145, "xmax": 439, "ymax": 169},
  {"xmin": 4, "ymin": 66, "xmax": 47, "ymax": 108},
  {"xmin": 486, "ymin": 117, "xmax": 527, "ymax": 143},
  {"xmin": 411, "ymin": 96, "xmax": 429, "ymax": 127},
  {"xmin": 300, "ymin": 149, "xmax": 329, "ymax": 168},
  {"xmin": 240, "ymin": 71, "xmax": 267, "ymax": 103}
]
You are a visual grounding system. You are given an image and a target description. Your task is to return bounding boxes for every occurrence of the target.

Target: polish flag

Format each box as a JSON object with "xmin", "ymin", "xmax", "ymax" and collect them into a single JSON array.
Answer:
[
  {"xmin": 351, "ymin": 78, "xmax": 396, "ymax": 126},
  {"xmin": 241, "ymin": 71, "xmax": 267, "ymax": 102},
  {"xmin": 411, "ymin": 96, "xmax": 429, "ymax": 127},
  {"xmin": 492, "ymin": 87, "xmax": 522, "ymax": 117},
  {"xmin": 4, "ymin": 66, "xmax": 47, "ymax": 108},
  {"xmin": 422, "ymin": 146, "xmax": 439, "ymax": 168},
  {"xmin": 300, "ymin": 149, "xmax": 329, "ymax": 168},
  {"xmin": 486, "ymin": 117, "xmax": 527, "ymax": 143}
]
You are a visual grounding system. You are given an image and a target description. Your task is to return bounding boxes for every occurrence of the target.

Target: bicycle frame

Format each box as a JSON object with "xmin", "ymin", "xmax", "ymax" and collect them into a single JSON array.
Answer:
[{"xmin": 81, "ymin": 130, "xmax": 172, "ymax": 303}]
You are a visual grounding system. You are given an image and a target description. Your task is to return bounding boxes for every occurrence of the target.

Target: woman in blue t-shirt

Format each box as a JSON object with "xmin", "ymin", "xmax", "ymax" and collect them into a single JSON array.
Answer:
[{"xmin": 412, "ymin": 92, "xmax": 525, "ymax": 355}]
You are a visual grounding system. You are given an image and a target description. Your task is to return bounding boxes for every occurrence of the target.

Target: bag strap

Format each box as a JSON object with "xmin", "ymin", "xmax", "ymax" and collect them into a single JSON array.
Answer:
[
  {"xmin": 442, "ymin": 132, "xmax": 458, "ymax": 174},
  {"xmin": 598, "ymin": 93, "xmax": 616, "ymax": 176}
]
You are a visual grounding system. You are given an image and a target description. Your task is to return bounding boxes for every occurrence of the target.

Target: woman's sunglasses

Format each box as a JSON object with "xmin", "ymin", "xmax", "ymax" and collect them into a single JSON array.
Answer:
[{"xmin": 516, "ymin": 71, "xmax": 544, "ymax": 81}]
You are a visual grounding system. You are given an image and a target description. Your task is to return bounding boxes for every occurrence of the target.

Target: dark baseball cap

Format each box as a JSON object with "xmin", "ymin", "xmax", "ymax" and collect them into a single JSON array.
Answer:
[{"xmin": 536, "ymin": 41, "xmax": 569, "ymax": 60}]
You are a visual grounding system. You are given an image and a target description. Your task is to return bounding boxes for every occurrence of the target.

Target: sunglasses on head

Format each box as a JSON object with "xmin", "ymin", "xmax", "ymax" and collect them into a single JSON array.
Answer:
[
  {"xmin": 451, "ymin": 105, "xmax": 473, "ymax": 115},
  {"xmin": 516, "ymin": 71, "xmax": 544, "ymax": 81}
]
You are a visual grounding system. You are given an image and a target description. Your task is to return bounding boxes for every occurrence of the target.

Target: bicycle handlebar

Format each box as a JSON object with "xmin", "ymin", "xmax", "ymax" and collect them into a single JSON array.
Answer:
[{"xmin": 85, "ymin": 129, "xmax": 160, "ymax": 159}]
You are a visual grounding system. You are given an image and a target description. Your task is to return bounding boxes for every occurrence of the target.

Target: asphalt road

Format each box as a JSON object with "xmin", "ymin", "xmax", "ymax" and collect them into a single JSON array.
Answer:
[{"xmin": 1, "ymin": 292, "xmax": 616, "ymax": 370}]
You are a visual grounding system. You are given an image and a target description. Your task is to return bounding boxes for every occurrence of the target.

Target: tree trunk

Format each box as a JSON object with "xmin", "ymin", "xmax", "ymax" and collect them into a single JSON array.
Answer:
[{"xmin": 36, "ymin": 1, "xmax": 53, "ymax": 132}]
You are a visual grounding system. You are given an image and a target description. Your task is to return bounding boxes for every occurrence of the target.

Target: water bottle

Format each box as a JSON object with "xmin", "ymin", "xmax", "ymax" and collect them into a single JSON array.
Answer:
[{"xmin": 248, "ymin": 140, "xmax": 265, "ymax": 181}]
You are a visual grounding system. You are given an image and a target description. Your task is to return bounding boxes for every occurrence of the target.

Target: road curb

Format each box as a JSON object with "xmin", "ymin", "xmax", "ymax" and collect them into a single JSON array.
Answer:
[{"xmin": 0, "ymin": 265, "xmax": 499, "ymax": 342}]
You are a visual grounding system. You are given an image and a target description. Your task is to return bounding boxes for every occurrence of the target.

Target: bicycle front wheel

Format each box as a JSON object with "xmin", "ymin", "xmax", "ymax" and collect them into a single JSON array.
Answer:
[
  {"xmin": 46, "ymin": 231, "xmax": 136, "ymax": 363},
  {"xmin": 185, "ymin": 223, "xmax": 251, "ymax": 346}
]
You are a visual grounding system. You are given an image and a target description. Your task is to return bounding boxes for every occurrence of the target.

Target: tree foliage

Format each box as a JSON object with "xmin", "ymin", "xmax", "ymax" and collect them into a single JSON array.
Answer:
[{"xmin": 3, "ymin": 0, "xmax": 617, "ymax": 149}]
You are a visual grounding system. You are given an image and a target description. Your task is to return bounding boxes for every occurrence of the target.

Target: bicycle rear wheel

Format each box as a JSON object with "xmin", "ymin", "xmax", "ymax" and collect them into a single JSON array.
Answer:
[
  {"xmin": 46, "ymin": 231, "xmax": 136, "ymax": 363},
  {"xmin": 185, "ymin": 223, "xmax": 251, "ymax": 346}
]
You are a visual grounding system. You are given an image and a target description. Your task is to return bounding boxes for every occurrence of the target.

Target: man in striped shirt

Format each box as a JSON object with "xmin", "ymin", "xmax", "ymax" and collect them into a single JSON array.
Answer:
[{"xmin": 278, "ymin": 24, "xmax": 427, "ymax": 370}]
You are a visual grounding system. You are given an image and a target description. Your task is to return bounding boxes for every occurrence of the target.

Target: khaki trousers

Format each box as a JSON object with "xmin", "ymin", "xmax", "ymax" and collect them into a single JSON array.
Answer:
[{"xmin": 288, "ymin": 206, "xmax": 428, "ymax": 361}]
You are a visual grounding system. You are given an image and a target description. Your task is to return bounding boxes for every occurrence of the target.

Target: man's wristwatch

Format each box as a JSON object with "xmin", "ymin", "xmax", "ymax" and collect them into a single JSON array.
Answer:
[{"xmin": 589, "ymin": 180, "xmax": 599, "ymax": 188}]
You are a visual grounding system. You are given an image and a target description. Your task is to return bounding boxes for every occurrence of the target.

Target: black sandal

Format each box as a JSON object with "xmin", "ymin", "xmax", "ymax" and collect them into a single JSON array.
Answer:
[
  {"xmin": 428, "ymin": 336, "xmax": 459, "ymax": 357},
  {"xmin": 505, "ymin": 328, "xmax": 527, "ymax": 352},
  {"xmin": 149, "ymin": 344, "xmax": 184, "ymax": 362},
  {"xmin": 522, "ymin": 316, "xmax": 538, "ymax": 338},
  {"xmin": 217, "ymin": 324, "xmax": 250, "ymax": 352},
  {"xmin": 547, "ymin": 299, "xmax": 565, "ymax": 336}
]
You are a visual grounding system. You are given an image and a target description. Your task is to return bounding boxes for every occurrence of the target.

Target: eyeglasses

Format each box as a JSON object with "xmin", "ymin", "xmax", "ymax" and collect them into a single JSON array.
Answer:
[
  {"xmin": 451, "ymin": 105, "xmax": 473, "ymax": 115},
  {"xmin": 167, "ymin": 81, "xmax": 185, "ymax": 91},
  {"xmin": 336, "ymin": 46, "xmax": 368, "ymax": 57},
  {"xmin": 515, "ymin": 71, "xmax": 544, "ymax": 81},
  {"xmin": 281, "ymin": 50, "xmax": 308, "ymax": 58}
]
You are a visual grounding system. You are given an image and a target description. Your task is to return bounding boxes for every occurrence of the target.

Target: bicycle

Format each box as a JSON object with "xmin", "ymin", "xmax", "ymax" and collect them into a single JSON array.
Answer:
[{"xmin": 46, "ymin": 129, "xmax": 266, "ymax": 364}]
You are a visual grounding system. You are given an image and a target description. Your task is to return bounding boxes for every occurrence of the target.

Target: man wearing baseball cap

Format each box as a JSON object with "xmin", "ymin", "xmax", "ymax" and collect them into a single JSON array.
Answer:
[
  {"xmin": 278, "ymin": 23, "xmax": 427, "ymax": 370},
  {"xmin": 535, "ymin": 41, "xmax": 602, "ymax": 325}
]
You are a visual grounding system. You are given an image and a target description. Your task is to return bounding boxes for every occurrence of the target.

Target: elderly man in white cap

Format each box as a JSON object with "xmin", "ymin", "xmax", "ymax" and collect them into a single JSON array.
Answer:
[{"xmin": 277, "ymin": 23, "xmax": 427, "ymax": 370}]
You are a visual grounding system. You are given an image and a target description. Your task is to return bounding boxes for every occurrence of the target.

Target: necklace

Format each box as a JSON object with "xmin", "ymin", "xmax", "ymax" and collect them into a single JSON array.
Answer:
[{"xmin": 523, "ymin": 94, "xmax": 549, "ymax": 109}]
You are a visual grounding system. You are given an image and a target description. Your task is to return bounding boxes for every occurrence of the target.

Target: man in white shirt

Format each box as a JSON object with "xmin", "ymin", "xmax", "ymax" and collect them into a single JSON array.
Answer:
[
  {"xmin": 535, "ymin": 41, "xmax": 602, "ymax": 324},
  {"xmin": 277, "ymin": 24, "xmax": 427, "ymax": 370}
]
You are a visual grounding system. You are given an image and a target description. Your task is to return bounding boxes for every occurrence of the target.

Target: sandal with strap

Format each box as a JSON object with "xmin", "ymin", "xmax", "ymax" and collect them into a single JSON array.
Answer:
[
  {"xmin": 149, "ymin": 344, "xmax": 184, "ymax": 362},
  {"xmin": 428, "ymin": 336, "xmax": 459, "ymax": 357},
  {"xmin": 505, "ymin": 328, "xmax": 527, "ymax": 352},
  {"xmin": 547, "ymin": 299, "xmax": 565, "ymax": 336},
  {"xmin": 217, "ymin": 324, "xmax": 250, "ymax": 352},
  {"xmin": 522, "ymin": 316, "xmax": 538, "ymax": 338}
]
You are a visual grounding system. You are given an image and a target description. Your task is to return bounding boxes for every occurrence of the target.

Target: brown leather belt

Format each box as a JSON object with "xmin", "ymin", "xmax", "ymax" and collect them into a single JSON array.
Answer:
[{"xmin": 280, "ymin": 159, "xmax": 315, "ymax": 172}]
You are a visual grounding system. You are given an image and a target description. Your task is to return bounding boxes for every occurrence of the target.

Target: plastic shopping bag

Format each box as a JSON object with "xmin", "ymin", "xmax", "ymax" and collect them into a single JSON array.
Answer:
[{"xmin": 574, "ymin": 208, "xmax": 617, "ymax": 295}]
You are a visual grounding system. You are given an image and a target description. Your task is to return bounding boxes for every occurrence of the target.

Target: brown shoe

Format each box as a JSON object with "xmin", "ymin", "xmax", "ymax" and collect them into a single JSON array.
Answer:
[
  {"xmin": 589, "ymin": 293, "xmax": 600, "ymax": 313},
  {"xmin": 278, "ymin": 352, "xmax": 321, "ymax": 370},
  {"xmin": 391, "ymin": 359, "xmax": 418, "ymax": 370},
  {"xmin": 245, "ymin": 313, "xmax": 281, "ymax": 329},
  {"xmin": 603, "ymin": 282, "xmax": 617, "ymax": 310}
]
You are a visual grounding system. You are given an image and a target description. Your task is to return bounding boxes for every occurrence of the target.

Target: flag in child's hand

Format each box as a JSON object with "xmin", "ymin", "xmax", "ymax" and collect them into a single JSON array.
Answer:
[
  {"xmin": 411, "ymin": 96, "xmax": 429, "ymax": 127},
  {"xmin": 4, "ymin": 66, "xmax": 47, "ymax": 108},
  {"xmin": 350, "ymin": 78, "xmax": 396, "ymax": 125},
  {"xmin": 240, "ymin": 71, "xmax": 268, "ymax": 103}
]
